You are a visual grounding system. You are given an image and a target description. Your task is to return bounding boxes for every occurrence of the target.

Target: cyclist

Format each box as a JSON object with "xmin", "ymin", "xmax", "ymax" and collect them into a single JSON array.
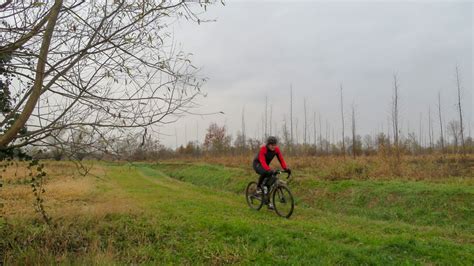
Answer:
[{"xmin": 253, "ymin": 136, "xmax": 291, "ymax": 208}]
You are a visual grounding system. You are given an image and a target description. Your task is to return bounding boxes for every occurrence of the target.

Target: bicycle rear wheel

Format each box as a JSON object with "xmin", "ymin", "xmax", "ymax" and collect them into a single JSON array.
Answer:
[
  {"xmin": 272, "ymin": 185, "xmax": 294, "ymax": 218},
  {"xmin": 246, "ymin": 181, "xmax": 264, "ymax": 210}
]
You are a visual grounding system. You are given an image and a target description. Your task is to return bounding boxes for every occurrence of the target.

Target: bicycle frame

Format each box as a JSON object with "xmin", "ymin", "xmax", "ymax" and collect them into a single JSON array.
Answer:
[
  {"xmin": 265, "ymin": 170, "xmax": 291, "ymax": 198},
  {"xmin": 246, "ymin": 168, "xmax": 294, "ymax": 218}
]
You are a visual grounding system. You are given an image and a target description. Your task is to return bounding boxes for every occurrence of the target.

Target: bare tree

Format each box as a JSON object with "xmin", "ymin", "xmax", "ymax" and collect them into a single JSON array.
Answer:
[
  {"xmin": 455, "ymin": 65, "xmax": 465, "ymax": 155},
  {"xmin": 295, "ymin": 118, "xmax": 299, "ymax": 145},
  {"xmin": 313, "ymin": 111, "xmax": 317, "ymax": 149},
  {"xmin": 303, "ymin": 98, "xmax": 307, "ymax": 145},
  {"xmin": 325, "ymin": 119, "xmax": 329, "ymax": 154},
  {"xmin": 428, "ymin": 106, "xmax": 433, "ymax": 150},
  {"xmin": 448, "ymin": 120, "xmax": 460, "ymax": 148},
  {"xmin": 391, "ymin": 75, "xmax": 400, "ymax": 161},
  {"xmin": 351, "ymin": 104, "xmax": 356, "ymax": 158},
  {"xmin": 290, "ymin": 84, "xmax": 293, "ymax": 148},
  {"xmin": 0, "ymin": 1, "xmax": 213, "ymax": 154},
  {"xmin": 438, "ymin": 91, "xmax": 445, "ymax": 153},
  {"xmin": 282, "ymin": 116, "xmax": 290, "ymax": 147},
  {"xmin": 419, "ymin": 113, "xmax": 423, "ymax": 150},
  {"xmin": 241, "ymin": 106, "xmax": 246, "ymax": 149},
  {"xmin": 319, "ymin": 113, "xmax": 323, "ymax": 152},
  {"xmin": 340, "ymin": 84, "xmax": 345, "ymax": 157}
]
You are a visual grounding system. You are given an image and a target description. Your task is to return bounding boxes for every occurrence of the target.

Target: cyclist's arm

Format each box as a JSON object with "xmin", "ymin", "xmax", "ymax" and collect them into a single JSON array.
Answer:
[
  {"xmin": 275, "ymin": 146, "xmax": 288, "ymax": 170},
  {"xmin": 258, "ymin": 146, "xmax": 271, "ymax": 171}
]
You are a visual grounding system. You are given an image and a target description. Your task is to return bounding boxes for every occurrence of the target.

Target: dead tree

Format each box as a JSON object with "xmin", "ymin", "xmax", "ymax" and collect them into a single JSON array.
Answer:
[
  {"xmin": 304, "ymin": 98, "xmax": 307, "ymax": 145},
  {"xmin": 319, "ymin": 113, "xmax": 323, "ymax": 152},
  {"xmin": 325, "ymin": 120, "xmax": 329, "ymax": 154},
  {"xmin": 455, "ymin": 66, "xmax": 466, "ymax": 156},
  {"xmin": 290, "ymin": 85, "xmax": 294, "ymax": 148},
  {"xmin": 428, "ymin": 106, "xmax": 433, "ymax": 150},
  {"xmin": 295, "ymin": 118, "xmax": 299, "ymax": 146},
  {"xmin": 282, "ymin": 116, "xmax": 290, "ymax": 148},
  {"xmin": 313, "ymin": 111, "xmax": 317, "ymax": 149},
  {"xmin": 352, "ymin": 104, "xmax": 357, "ymax": 159},
  {"xmin": 391, "ymin": 75, "xmax": 400, "ymax": 162},
  {"xmin": 340, "ymin": 84, "xmax": 346, "ymax": 157},
  {"xmin": 241, "ymin": 106, "xmax": 246, "ymax": 149},
  {"xmin": 438, "ymin": 92, "xmax": 445, "ymax": 153},
  {"xmin": 419, "ymin": 113, "xmax": 423, "ymax": 151}
]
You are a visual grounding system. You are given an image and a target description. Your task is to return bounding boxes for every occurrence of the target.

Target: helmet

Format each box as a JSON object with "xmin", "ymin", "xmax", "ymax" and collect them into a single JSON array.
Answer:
[{"xmin": 266, "ymin": 136, "xmax": 278, "ymax": 145}]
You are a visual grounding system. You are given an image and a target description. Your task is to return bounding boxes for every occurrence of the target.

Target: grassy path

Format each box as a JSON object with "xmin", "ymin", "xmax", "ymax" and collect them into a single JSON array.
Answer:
[{"xmin": 108, "ymin": 164, "xmax": 474, "ymax": 265}]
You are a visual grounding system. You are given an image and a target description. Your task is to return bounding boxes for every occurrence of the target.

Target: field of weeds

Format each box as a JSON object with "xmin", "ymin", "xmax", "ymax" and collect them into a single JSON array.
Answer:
[{"xmin": 1, "ymin": 157, "xmax": 473, "ymax": 264}]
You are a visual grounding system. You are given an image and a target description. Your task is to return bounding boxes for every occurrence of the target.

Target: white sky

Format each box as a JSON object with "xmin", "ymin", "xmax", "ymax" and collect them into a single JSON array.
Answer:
[{"xmin": 158, "ymin": 0, "xmax": 473, "ymax": 148}]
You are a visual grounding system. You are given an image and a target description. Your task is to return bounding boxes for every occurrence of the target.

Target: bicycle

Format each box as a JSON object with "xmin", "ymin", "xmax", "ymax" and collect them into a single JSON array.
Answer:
[{"xmin": 245, "ymin": 169, "xmax": 294, "ymax": 218}]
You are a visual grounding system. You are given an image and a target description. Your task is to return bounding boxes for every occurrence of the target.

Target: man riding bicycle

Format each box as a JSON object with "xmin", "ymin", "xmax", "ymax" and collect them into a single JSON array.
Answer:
[{"xmin": 253, "ymin": 136, "xmax": 291, "ymax": 208}]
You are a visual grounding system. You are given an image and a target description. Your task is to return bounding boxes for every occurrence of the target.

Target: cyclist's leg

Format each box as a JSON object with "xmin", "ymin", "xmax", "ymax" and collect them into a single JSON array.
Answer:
[{"xmin": 254, "ymin": 162, "xmax": 270, "ymax": 188}]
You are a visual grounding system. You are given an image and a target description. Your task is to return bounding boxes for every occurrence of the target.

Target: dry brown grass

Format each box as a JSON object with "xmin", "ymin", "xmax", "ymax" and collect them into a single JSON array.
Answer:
[
  {"xmin": 162, "ymin": 153, "xmax": 474, "ymax": 181},
  {"xmin": 1, "ymin": 161, "xmax": 136, "ymax": 221}
]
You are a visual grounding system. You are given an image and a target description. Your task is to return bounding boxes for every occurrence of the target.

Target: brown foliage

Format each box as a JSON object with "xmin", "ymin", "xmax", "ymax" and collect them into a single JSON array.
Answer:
[{"xmin": 167, "ymin": 153, "xmax": 474, "ymax": 181}]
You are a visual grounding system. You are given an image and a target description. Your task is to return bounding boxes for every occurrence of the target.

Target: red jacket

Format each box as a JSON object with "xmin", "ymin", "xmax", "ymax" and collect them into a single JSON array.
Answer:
[{"xmin": 253, "ymin": 145, "xmax": 287, "ymax": 171}]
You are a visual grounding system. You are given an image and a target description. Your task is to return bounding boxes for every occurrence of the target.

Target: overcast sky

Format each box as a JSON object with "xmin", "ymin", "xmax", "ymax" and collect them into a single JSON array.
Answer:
[{"xmin": 159, "ymin": 0, "xmax": 472, "ymax": 148}]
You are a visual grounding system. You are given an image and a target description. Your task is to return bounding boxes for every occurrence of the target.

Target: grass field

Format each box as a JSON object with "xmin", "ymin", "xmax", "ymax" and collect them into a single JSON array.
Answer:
[{"xmin": 1, "ymin": 159, "xmax": 473, "ymax": 264}]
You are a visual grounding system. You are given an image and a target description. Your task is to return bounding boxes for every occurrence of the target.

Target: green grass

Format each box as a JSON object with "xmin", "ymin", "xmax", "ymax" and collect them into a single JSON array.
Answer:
[
  {"xmin": 2, "ymin": 162, "xmax": 473, "ymax": 264},
  {"xmin": 147, "ymin": 162, "xmax": 249, "ymax": 193},
  {"xmin": 154, "ymin": 162, "xmax": 474, "ymax": 230},
  {"xmin": 115, "ymin": 164, "xmax": 474, "ymax": 264}
]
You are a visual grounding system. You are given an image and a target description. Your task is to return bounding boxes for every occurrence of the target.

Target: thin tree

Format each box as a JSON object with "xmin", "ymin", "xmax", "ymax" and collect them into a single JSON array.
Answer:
[
  {"xmin": 352, "ymin": 104, "xmax": 357, "ymax": 159},
  {"xmin": 340, "ymin": 84, "xmax": 346, "ymax": 157},
  {"xmin": 331, "ymin": 125, "xmax": 335, "ymax": 152},
  {"xmin": 304, "ymin": 98, "xmax": 307, "ymax": 145},
  {"xmin": 438, "ymin": 91, "xmax": 445, "ymax": 153},
  {"xmin": 419, "ymin": 113, "xmax": 423, "ymax": 151},
  {"xmin": 325, "ymin": 120, "xmax": 329, "ymax": 154},
  {"xmin": 282, "ymin": 116, "xmax": 290, "ymax": 148},
  {"xmin": 295, "ymin": 118, "xmax": 299, "ymax": 146},
  {"xmin": 428, "ymin": 106, "xmax": 433, "ymax": 150},
  {"xmin": 290, "ymin": 85, "xmax": 294, "ymax": 148},
  {"xmin": 319, "ymin": 113, "xmax": 323, "ymax": 152},
  {"xmin": 392, "ymin": 75, "xmax": 400, "ymax": 162},
  {"xmin": 455, "ymin": 65, "xmax": 466, "ymax": 155},
  {"xmin": 313, "ymin": 111, "xmax": 317, "ymax": 150},
  {"xmin": 241, "ymin": 106, "xmax": 246, "ymax": 149}
]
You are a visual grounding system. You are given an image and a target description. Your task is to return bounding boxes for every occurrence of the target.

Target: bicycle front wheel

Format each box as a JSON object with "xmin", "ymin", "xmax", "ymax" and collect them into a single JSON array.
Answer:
[
  {"xmin": 272, "ymin": 185, "xmax": 294, "ymax": 218},
  {"xmin": 246, "ymin": 181, "xmax": 264, "ymax": 210}
]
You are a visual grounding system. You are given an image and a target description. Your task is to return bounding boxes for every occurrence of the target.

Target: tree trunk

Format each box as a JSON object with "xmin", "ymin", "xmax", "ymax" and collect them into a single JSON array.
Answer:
[
  {"xmin": 455, "ymin": 66, "xmax": 465, "ymax": 156},
  {"xmin": 0, "ymin": 0, "xmax": 63, "ymax": 148},
  {"xmin": 438, "ymin": 92, "xmax": 445, "ymax": 153},
  {"xmin": 352, "ymin": 104, "xmax": 356, "ymax": 159},
  {"xmin": 340, "ymin": 84, "xmax": 345, "ymax": 157}
]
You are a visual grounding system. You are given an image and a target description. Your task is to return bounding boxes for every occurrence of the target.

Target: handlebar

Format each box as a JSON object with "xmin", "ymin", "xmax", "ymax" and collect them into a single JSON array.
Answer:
[{"xmin": 274, "ymin": 169, "xmax": 292, "ymax": 179}]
